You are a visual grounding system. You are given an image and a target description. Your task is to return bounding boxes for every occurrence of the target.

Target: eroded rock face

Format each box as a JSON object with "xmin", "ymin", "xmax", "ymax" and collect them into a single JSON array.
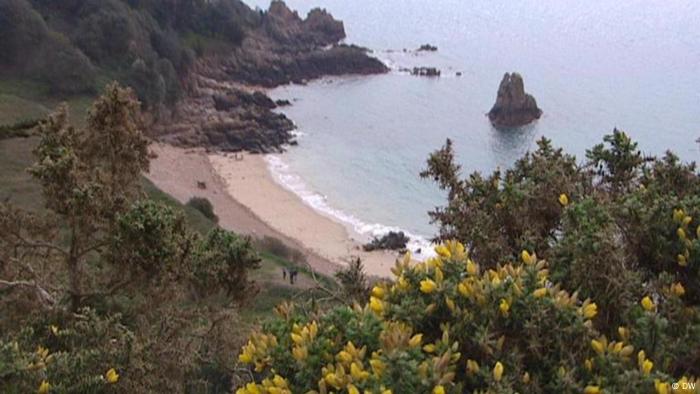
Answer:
[
  {"xmin": 152, "ymin": 1, "xmax": 387, "ymax": 153},
  {"xmin": 488, "ymin": 73, "xmax": 542, "ymax": 128},
  {"xmin": 152, "ymin": 64, "xmax": 296, "ymax": 154},
  {"xmin": 224, "ymin": 1, "xmax": 387, "ymax": 87}
]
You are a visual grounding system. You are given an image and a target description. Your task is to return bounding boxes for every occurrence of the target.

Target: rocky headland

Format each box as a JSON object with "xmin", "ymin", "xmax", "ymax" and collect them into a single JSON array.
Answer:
[
  {"xmin": 487, "ymin": 72, "xmax": 542, "ymax": 128},
  {"xmin": 153, "ymin": 1, "xmax": 388, "ymax": 153}
]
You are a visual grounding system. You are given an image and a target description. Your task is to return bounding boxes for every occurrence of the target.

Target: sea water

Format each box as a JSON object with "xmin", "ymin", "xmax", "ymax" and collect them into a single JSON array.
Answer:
[{"xmin": 245, "ymin": 0, "xmax": 700, "ymax": 253}]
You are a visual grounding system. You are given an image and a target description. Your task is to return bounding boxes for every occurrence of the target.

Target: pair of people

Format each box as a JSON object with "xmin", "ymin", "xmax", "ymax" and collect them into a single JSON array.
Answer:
[{"xmin": 282, "ymin": 268, "xmax": 299, "ymax": 284}]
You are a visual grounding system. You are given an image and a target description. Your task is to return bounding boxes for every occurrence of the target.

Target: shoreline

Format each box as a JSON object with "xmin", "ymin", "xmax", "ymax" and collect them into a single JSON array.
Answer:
[{"xmin": 146, "ymin": 143, "xmax": 400, "ymax": 278}]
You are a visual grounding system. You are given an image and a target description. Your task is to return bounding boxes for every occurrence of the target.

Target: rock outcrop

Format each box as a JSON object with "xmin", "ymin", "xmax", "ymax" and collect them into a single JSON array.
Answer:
[
  {"xmin": 410, "ymin": 67, "xmax": 441, "ymax": 77},
  {"xmin": 153, "ymin": 1, "xmax": 388, "ymax": 153},
  {"xmin": 488, "ymin": 73, "xmax": 542, "ymax": 128},
  {"xmin": 222, "ymin": 1, "xmax": 388, "ymax": 87},
  {"xmin": 363, "ymin": 231, "xmax": 410, "ymax": 252},
  {"xmin": 152, "ymin": 64, "xmax": 296, "ymax": 153},
  {"xmin": 417, "ymin": 44, "xmax": 438, "ymax": 52}
]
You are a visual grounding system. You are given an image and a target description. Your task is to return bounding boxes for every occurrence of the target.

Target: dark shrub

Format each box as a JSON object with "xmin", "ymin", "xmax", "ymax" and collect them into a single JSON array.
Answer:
[{"xmin": 186, "ymin": 196, "xmax": 218, "ymax": 223}]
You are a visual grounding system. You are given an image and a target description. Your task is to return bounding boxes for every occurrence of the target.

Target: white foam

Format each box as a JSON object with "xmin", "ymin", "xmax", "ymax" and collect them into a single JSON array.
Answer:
[{"xmin": 265, "ymin": 154, "xmax": 436, "ymax": 261}]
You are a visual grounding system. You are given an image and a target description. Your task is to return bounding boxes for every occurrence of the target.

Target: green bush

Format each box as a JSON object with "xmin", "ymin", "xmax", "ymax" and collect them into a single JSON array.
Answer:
[
  {"xmin": 235, "ymin": 131, "xmax": 700, "ymax": 393},
  {"xmin": 236, "ymin": 241, "xmax": 699, "ymax": 393},
  {"xmin": 256, "ymin": 235, "xmax": 306, "ymax": 265},
  {"xmin": 186, "ymin": 196, "xmax": 218, "ymax": 223}
]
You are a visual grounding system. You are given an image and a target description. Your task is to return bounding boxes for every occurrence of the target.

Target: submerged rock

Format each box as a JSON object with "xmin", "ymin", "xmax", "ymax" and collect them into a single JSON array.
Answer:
[
  {"xmin": 417, "ymin": 44, "xmax": 438, "ymax": 52},
  {"xmin": 488, "ymin": 72, "xmax": 542, "ymax": 128},
  {"xmin": 410, "ymin": 67, "xmax": 441, "ymax": 77}
]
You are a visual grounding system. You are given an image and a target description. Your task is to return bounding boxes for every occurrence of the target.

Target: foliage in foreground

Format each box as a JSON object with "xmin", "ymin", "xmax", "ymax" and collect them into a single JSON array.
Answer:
[
  {"xmin": 237, "ymin": 242, "xmax": 699, "ymax": 393},
  {"xmin": 0, "ymin": 83, "xmax": 261, "ymax": 392},
  {"xmin": 236, "ymin": 132, "xmax": 700, "ymax": 393}
]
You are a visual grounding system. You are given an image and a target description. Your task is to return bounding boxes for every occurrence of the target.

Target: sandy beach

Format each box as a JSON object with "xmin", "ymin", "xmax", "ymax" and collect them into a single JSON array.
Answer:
[{"xmin": 146, "ymin": 143, "xmax": 399, "ymax": 278}]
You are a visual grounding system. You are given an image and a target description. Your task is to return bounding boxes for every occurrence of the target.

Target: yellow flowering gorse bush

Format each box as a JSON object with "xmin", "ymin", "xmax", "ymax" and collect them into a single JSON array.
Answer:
[{"xmin": 237, "ymin": 241, "xmax": 699, "ymax": 393}]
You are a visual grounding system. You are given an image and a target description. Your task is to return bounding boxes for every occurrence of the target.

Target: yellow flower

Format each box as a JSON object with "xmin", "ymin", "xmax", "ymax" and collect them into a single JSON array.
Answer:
[
  {"xmin": 434, "ymin": 266, "xmax": 444, "ymax": 283},
  {"xmin": 582, "ymin": 303, "xmax": 598, "ymax": 319},
  {"xmin": 584, "ymin": 386, "xmax": 601, "ymax": 394},
  {"xmin": 50, "ymin": 325, "xmax": 59, "ymax": 336},
  {"xmin": 617, "ymin": 326, "xmax": 630, "ymax": 341},
  {"xmin": 408, "ymin": 334, "xmax": 423, "ymax": 348},
  {"xmin": 638, "ymin": 350, "xmax": 646, "ymax": 368},
  {"xmin": 370, "ymin": 358, "xmax": 385, "ymax": 376},
  {"xmin": 272, "ymin": 374, "xmax": 287, "ymax": 388},
  {"xmin": 420, "ymin": 279, "xmax": 437, "ymax": 294},
  {"xmin": 435, "ymin": 245, "xmax": 451, "ymax": 259},
  {"xmin": 558, "ymin": 193, "xmax": 569, "ymax": 206},
  {"xmin": 677, "ymin": 227, "xmax": 687, "ymax": 240},
  {"xmin": 423, "ymin": 344, "xmax": 436, "ymax": 353},
  {"xmin": 239, "ymin": 352, "xmax": 253, "ymax": 363},
  {"xmin": 673, "ymin": 208, "xmax": 685, "ymax": 222},
  {"xmin": 641, "ymin": 359, "xmax": 653, "ymax": 375},
  {"xmin": 499, "ymin": 299, "xmax": 510, "ymax": 316},
  {"xmin": 591, "ymin": 339, "xmax": 605, "ymax": 355},
  {"xmin": 493, "ymin": 361, "xmax": 504, "ymax": 382},
  {"xmin": 641, "ymin": 296, "xmax": 655, "ymax": 312},
  {"xmin": 678, "ymin": 254, "xmax": 688, "ymax": 267},
  {"xmin": 433, "ymin": 385, "xmax": 445, "ymax": 394},
  {"xmin": 683, "ymin": 216, "xmax": 692, "ymax": 226},
  {"xmin": 36, "ymin": 346, "xmax": 49, "ymax": 360},
  {"xmin": 619, "ymin": 345, "xmax": 635, "ymax": 357},
  {"xmin": 347, "ymin": 384, "xmax": 360, "ymax": 394},
  {"xmin": 369, "ymin": 296, "xmax": 384, "ymax": 314},
  {"xmin": 584, "ymin": 358, "xmax": 593, "ymax": 371},
  {"xmin": 350, "ymin": 363, "xmax": 369, "ymax": 381},
  {"xmin": 522, "ymin": 372, "xmax": 530, "ymax": 384},
  {"xmin": 445, "ymin": 297, "xmax": 456, "ymax": 312},
  {"xmin": 371, "ymin": 286, "xmax": 385, "ymax": 299},
  {"xmin": 697, "ymin": 225, "xmax": 700, "ymax": 239},
  {"xmin": 466, "ymin": 359, "xmax": 480, "ymax": 374},
  {"xmin": 671, "ymin": 282, "xmax": 686, "ymax": 297},
  {"xmin": 397, "ymin": 276, "xmax": 410, "ymax": 291},
  {"xmin": 105, "ymin": 368, "xmax": 119, "ymax": 384},
  {"xmin": 533, "ymin": 288, "xmax": 547, "ymax": 298},
  {"xmin": 466, "ymin": 259, "xmax": 478, "ymax": 275},
  {"xmin": 38, "ymin": 380, "xmax": 50, "ymax": 394},
  {"xmin": 292, "ymin": 346, "xmax": 308, "ymax": 362},
  {"xmin": 654, "ymin": 379, "xmax": 670, "ymax": 394},
  {"xmin": 457, "ymin": 281, "xmax": 472, "ymax": 297},
  {"xmin": 521, "ymin": 250, "xmax": 535, "ymax": 265}
]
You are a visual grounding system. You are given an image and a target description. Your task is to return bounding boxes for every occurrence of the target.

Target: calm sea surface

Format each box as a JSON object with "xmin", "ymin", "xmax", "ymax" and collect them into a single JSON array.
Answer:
[{"xmin": 245, "ymin": 0, "xmax": 700, "ymax": 251}]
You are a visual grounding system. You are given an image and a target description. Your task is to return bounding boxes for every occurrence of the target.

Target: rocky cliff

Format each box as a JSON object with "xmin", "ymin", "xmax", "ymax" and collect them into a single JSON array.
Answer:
[
  {"xmin": 220, "ymin": 1, "xmax": 388, "ymax": 87},
  {"xmin": 488, "ymin": 73, "xmax": 542, "ymax": 128},
  {"xmin": 153, "ymin": 1, "xmax": 388, "ymax": 153}
]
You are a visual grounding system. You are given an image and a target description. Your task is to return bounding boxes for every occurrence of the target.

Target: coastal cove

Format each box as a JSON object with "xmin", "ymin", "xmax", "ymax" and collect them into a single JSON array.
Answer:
[
  {"xmin": 243, "ymin": 0, "xmax": 700, "ymax": 250},
  {"xmin": 146, "ymin": 143, "xmax": 399, "ymax": 277}
]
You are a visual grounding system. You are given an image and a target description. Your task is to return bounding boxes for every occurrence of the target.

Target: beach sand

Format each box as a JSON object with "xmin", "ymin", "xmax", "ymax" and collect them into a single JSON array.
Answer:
[{"xmin": 146, "ymin": 143, "xmax": 399, "ymax": 278}]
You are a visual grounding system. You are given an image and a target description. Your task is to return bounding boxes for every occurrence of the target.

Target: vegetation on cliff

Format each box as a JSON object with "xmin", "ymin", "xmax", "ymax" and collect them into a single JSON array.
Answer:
[
  {"xmin": 0, "ymin": 84, "xmax": 279, "ymax": 392},
  {"xmin": 235, "ymin": 131, "xmax": 700, "ymax": 393},
  {"xmin": 0, "ymin": 0, "xmax": 257, "ymax": 106}
]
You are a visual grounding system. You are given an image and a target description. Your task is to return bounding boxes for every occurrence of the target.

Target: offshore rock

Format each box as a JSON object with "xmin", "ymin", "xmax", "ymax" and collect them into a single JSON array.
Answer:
[{"xmin": 488, "ymin": 72, "xmax": 542, "ymax": 128}]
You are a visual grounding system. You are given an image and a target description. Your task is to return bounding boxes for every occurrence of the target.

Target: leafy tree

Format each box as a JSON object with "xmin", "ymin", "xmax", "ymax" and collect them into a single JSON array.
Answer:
[
  {"xmin": 27, "ymin": 82, "xmax": 149, "ymax": 310},
  {"xmin": 1, "ymin": 83, "xmax": 262, "ymax": 390}
]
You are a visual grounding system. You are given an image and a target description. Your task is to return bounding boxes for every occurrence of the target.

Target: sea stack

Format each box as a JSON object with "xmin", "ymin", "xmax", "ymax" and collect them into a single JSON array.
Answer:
[{"xmin": 488, "ymin": 72, "xmax": 542, "ymax": 128}]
